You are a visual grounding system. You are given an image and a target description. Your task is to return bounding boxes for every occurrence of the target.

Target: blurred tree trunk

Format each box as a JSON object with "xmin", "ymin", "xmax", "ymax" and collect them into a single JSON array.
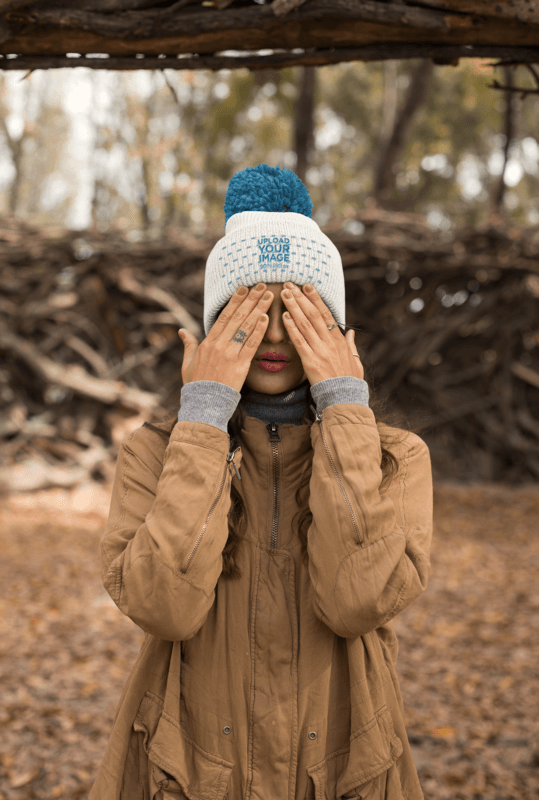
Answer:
[
  {"xmin": 492, "ymin": 66, "xmax": 516, "ymax": 215},
  {"xmin": 294, "ymin": 65, "xmax": 316, "ymax": 185},
  {"xmin": 160, "ymin": 181, "xmax": 176, "ymax": 234},
  {"xmin": 138, "ymin": 155, "xmax": 151, "ymax": 232},
  {"xmin": 379, "ymin": 60, "xmax": 398, "ymax": 150},
  {"xmin": 0, "ymin": 105, "xmax": 28, "ymax": 215},
  {"xmin": 2, "ymin": 124, "xmax": 24, "ymax": 214},
  {"xmin": 136, "ymin": 86, "xmax": 154, "ymax": 233},
  {"xmin": 373, "ymin": 58, "xmax": 434, "ymax": 205}
]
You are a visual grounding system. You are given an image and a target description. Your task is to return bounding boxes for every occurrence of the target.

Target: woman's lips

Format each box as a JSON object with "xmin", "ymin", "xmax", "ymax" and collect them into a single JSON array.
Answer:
[{"xmin": 258, "ymin": 360, "xmax": 289, "ymax": 372}]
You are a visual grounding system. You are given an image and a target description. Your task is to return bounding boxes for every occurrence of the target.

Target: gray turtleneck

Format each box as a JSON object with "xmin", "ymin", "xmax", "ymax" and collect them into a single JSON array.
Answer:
[{"xmin": 177, "ymin": 376, "xmax": 369, "ymax": 433}]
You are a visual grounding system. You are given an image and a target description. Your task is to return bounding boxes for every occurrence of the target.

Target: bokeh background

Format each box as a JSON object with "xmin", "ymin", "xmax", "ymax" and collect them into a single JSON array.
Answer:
[{"xmin": 0, "ymin": 59, "xmax": 538, "ymax": 234}]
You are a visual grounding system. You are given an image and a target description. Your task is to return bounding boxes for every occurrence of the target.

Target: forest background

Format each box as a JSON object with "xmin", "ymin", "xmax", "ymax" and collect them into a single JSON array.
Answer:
[{"xmin": 0, "ymin": 56, "xmax": 538, "ymax": 237}]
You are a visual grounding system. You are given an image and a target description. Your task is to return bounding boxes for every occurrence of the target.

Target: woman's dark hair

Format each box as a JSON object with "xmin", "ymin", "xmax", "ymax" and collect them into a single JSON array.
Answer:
[{"xmin": 147, "ymin": 316, "xmax": 429, "ymax": 581}]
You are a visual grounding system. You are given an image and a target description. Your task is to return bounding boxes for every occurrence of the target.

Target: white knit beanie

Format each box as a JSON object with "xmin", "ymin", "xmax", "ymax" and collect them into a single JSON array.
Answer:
[{"xmin": 203, "ymin": 166, "xmax": 345, "ymax": 336}]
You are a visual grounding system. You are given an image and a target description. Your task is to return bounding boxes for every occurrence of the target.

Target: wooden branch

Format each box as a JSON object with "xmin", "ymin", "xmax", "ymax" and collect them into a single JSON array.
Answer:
[
  {"xmin": 162, "ymin": 69, "xmax": 183, "ymax": 110},
  {"xmin": 0, "ymin": 404, "xmax": 48, "ymax": 438},
  {"xmin": 0, "ymin": 0, "xmax": 538, "ymax": 69},
  {"xmin": 162, "ymin": 0, "xmax": 198, "ymax": 11},
  {"xmin": 526, "ymin": 63, "xmax": 539, "ymax": 85},
  {"xmin": 3, "ymin": 0, "xmax": 539, "ymax": 27},
  {"xmin": 0, "ymin": 455, "xmax": 88, "ymax": 493},
  {"xmin": 418, "ymin": 393, "xmax": 499, "ymax": 430},
  {"xmin": 4, "ymin": 0, "xmax": 451, "ymax": 39},
  {"xmin": 516, "ymin": 407, "xmax": 539, "ymax": 442},
  {"xmin": 522, "ymin": 453, "xmax": 539, "ymax": 480},
  {"xmin": 51, "ymin": 0, "xmax": 169, "ymax": 10},
  {"xmin": 488, "ymin": 80, "xmax": 539, "ymax": 97},
  {"xmin": 510, "ymin": 360, "xmax": 539, "ymax": 391},
  {"xmin": 115, "ymin": 267, "xmax": 201, "ymax": 332},
  {"xmin": 271, "ymin": 0, "xmax": 310, "ymax": 17},
  {"xmin": 0, "ymin": 0, "xmax": 46, "ymax": 11},
  {"xmin": 65, "ymin": 334, "xmax": 110, "ymax": 377},
  {"xmin": 478, "ymin": 411, "xmax": 539, "ymax": 455},
  {"xmin": 106, "ymin": 337, "xmax": 178, "ymax": 380},
  {"xmin": 0, "ymin": 327, "xmax": 160, "ymax": 411},
  {"xmin": 2, "ymin": 45, "xmax": 539, "ymax": 72},
  {"xmin": 398, "ymin": 0, "xmax": 539, "ymax": 26}
]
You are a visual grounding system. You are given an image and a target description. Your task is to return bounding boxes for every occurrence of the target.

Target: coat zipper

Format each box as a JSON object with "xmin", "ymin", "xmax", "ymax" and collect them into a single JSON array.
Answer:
[
  {"xmin": 266, "ymin": 422, "xmax": 282, "ymax": 549},
  {"xmin": 310, "ymin": 404, "xmax": 364, "ymax": 546},
  {"xmin": 180, "ymin": 446, "xmax": 241, "ymax": 573}
]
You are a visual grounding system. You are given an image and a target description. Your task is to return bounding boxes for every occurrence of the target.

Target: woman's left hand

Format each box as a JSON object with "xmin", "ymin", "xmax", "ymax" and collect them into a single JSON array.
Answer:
[{"xmin": 281, "ymin": 282, "xmax": 364, "ymax": 386}]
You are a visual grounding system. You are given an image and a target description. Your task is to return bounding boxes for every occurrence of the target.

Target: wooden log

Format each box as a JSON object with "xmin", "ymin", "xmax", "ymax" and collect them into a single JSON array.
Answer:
[
  {"xmin": 402, "ymin": 0, "xmax": 539, "ymax": 26},
  {"xmin": 0, "ymin": 1, "xmax": 456, "ymax": 39},
  {"xmin": 0, "ymin": 327, "xmax": 160, "ymax": 411},
  {"xmin": 2, "ymin": 46, "xmax": 539, "ymax": 73},
  {"xmin": 2, "ymin": 0, "xmax": 539, "ymax": 67}
]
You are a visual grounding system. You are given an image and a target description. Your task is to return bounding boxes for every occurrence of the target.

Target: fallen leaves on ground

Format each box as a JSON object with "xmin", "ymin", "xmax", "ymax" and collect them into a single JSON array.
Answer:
[
  {"xmin": 0, "ymin": 479, "xmax": 538, "ymax": 799},
  {"xmin": 393, "ymin": 480, "xmax": 539, "ymax": 800}
]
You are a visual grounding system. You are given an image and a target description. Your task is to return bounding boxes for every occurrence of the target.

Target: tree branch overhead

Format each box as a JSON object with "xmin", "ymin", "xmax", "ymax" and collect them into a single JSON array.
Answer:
[{"xmin": 0, "ymin": 0, "xmax": 539, "ymax": 70}]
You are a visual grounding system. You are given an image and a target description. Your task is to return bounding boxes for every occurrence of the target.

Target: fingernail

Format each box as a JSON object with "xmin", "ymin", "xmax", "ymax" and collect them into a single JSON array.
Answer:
[{"xmin": 304, "ymin": 284, "xmax": 313, "ymax": 293}]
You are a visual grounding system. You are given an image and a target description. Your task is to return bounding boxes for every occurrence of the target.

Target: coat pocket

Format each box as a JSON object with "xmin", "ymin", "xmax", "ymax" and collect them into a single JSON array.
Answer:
[
  {"xmin": 150, "ymin": 763, "xmax": 188, "ymax": 799},
  {"xmin": 306, "ymin": 705, "xmax": 403, "ymax": 800},
  {"xmin": 130, "ymin": 690, "xmax": 234, "ymax": 800}
]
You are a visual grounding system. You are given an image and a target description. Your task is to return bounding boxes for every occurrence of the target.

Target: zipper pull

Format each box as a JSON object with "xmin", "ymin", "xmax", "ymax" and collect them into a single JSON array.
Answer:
[
  {"xmin": 266, "ymin": 422, "xmax": 282, "ymax": 442},
  {"xmin": 227, "ymin": 448, "xmax": 241, "ymax": 480},
  {"xmin": 310, "ymin": 403, "xmax": 322, "ymax": 422}
]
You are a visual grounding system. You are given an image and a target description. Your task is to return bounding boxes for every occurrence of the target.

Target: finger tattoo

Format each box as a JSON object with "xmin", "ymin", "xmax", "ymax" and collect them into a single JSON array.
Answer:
[{"xmin": 232, "ymin": 329, "xmax": 248, "ymax": 343}]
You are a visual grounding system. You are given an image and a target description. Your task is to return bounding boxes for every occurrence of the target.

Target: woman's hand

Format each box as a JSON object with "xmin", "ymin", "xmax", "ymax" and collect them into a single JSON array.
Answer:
[
  {"xmin": 281, "ymin": 282, "xmax": 364, "ymax": 385},
  {"xmin": 179, "ymin": 283, "xmax": 274, "ymax": 392}
]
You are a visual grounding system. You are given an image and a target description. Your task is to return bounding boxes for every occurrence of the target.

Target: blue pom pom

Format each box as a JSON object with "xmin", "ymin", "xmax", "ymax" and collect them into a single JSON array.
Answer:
[{"xmin": 224, "ymin": 164, "xmax": 313, "ymax": 227}]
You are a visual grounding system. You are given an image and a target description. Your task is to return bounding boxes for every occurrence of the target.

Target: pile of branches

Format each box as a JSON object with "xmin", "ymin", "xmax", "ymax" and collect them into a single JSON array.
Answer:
[{"xmin": 1, "ymin": 208, "xmax": 539, "ymax": 492}]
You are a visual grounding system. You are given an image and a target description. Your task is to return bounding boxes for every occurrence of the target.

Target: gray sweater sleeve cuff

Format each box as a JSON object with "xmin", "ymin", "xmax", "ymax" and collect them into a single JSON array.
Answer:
[
  {"xmin": 177, "ymin": 377, "xmax": 370, "ymax": 433},
  {"xmin": 310, "ymin": 376, "xmax": 369, "ymax": 413},
  {"xmin": 177, "ymin": 381, "xmax": 241, "ymax": 434}
]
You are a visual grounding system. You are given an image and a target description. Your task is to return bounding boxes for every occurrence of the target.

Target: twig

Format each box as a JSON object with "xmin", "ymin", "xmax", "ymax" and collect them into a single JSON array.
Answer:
[
  {"xmin": 525, "ymin": 63, "xmax": 539, "ymax": 85},
  {"xmin": 488, "ymin": 79, "xmax": 539, "ymax": 98}
]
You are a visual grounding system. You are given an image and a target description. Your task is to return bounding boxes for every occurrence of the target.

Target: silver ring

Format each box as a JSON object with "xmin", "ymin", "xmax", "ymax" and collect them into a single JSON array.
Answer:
[{"xmin": 328, "ymin": 322, "xmax": 361, "ymax": 360}]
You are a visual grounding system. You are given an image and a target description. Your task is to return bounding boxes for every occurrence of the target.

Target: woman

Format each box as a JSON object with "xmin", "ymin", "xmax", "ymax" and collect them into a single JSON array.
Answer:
[{"xmin": 89, "ymin": 165, "xmax": 433, "ymax": 800}]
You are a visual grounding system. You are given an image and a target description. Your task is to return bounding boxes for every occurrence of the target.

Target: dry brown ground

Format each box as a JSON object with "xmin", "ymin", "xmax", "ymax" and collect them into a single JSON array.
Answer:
[{"xmin": 0, "ymin": 479, "xmax": 538, "ymax": 800}]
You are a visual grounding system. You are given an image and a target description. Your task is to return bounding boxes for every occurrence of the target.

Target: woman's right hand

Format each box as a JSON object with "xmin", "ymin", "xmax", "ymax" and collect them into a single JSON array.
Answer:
[{"xmin": 178, "ymin": 282, "xmax": 274, "ymax": 393}]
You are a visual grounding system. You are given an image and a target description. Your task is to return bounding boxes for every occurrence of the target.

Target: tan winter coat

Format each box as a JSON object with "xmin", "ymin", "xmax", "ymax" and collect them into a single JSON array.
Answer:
[{"xmin": 88, "ymin": 402, "xmax": 433, "ymax": 800}]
